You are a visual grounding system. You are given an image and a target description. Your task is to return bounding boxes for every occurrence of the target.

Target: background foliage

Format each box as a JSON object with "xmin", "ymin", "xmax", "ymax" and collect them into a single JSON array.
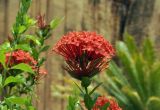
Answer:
[{"xmin": 100, "ymin": 34, "xmax": 160, "ymax": 110}]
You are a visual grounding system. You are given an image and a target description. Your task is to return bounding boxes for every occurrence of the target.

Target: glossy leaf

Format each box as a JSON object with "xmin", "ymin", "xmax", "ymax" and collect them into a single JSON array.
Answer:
[
  {"xmin": 4, "ymin": 75, "xmax": 25, "ymax": 87},
  {"xmin": 24, "ymin": 35, "xmax": 41, "ymax": 46},
  {"xmin": 0, "ymin": 51, "xmax": 6, "ymax": 68},
  {"xmin": 50, "ymin": 17, "xmax": 64, "ymax": 30},
  {"xmin": 15, "ymin": 44, "xmax": 32, "ymax": 52},
  {"xmin": 11, "ymin": 63, "xmax": 34, "ymax": 74},
  {"xmin": 39, "ymin": 45, "xmax": 50, "ymax": 53},
  {"xmin": 0, "ymin": 42, "xmax": 11, "ymax": 51},
  {"xmin": 6, "ymin": 96, "xmax": 27, "ymax": 105}
]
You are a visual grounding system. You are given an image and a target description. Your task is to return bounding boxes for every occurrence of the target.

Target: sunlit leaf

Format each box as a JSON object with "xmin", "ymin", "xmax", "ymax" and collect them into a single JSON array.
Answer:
[
  {"xmin": 11, "ymin": 63, "xmax": 34, "ymax": 74},
  {"xmin": 15, "ymin": 44, "xmax": 32, "ymax": 52},
  {"xmin": 6, "ymin": 96, "xmax": 27, "ymax": 105},
  {"xmin": 25, "ymin": 35, "xmax": 41, "ymax": 46},
  {"xmin": 50, "ymin": 17, "xmax": 64, "ymax": 30},
  {"xmin": 0, "ymin": 51, "xmax": 6, "ymax": 68},
  {"xmin": 4, "ymin": 76, "xmax": 23, "ymax": 87}
]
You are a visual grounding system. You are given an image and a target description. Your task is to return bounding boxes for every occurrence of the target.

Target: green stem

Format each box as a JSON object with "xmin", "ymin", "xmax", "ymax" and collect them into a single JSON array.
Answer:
[{"xmin": 85, "ymin": 87, "xmax": 88, "ymax": 95}]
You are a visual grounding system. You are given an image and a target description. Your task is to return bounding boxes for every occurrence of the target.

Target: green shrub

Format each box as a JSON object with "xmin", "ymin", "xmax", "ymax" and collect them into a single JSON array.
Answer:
[{"xmin": 101, "ymin": 34, "xmax": 160, "ymax": 110}]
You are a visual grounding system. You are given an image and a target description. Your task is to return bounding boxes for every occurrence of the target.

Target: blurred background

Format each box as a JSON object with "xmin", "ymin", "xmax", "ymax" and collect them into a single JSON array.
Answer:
[{"xmin": 0, "ymin": 0, "xmax": 160, "ymax": 110}]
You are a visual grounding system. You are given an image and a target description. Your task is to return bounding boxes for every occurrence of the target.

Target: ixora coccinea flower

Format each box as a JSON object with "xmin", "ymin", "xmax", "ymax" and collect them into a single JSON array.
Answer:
[
  {"xmin": 0, "ymin": 49, "xmax": 48, "ymax": 74},
  {"xmin": 92, "ymin": 96, "xmax": 122, "ymax": 110},
  {"xmin": 0, "ymin": 49, "xmax": 37, "ymax": 68},
  {"xmin": 53, "ymin": 31, "xmax": 115, "ymax": 80}
]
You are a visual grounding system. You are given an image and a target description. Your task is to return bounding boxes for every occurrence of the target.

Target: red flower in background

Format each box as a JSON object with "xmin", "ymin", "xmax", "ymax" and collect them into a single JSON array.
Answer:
[
  {"xmin": 93, "ymin": 96, "xmax": 122, "ymax": 110},
  {"xmin": 4, "ymin": 50, "xmax": 37, "ymax": 67},
  {"xmin": 53, "ymin": 31, "xmax": 115, "ymax": 80}
]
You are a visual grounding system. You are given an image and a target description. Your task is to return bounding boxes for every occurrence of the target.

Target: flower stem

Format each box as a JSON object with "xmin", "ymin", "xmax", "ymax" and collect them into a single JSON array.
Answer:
[{"xmin": 85, "ymin": 87, "xmax": 88, "ymax": 95}]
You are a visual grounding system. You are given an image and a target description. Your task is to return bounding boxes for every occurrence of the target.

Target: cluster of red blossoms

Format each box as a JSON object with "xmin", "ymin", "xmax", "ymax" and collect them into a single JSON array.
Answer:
[
  {"xmin": 53, "ymin": 31, "xmax": 115, "ymax": 79},
  {"xmin": 0, "ymin": 50, "xmax": 47, "ymax": 76},
  {"xmin": 5, "ymin": 50, "xmax": 37, "ymax": 67},
  {"xmin": 92, "ymin": 96, "xmax": 122, "ymax": 110}
]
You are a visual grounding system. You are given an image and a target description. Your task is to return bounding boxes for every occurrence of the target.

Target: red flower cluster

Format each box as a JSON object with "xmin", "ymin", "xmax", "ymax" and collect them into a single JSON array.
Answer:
[
  {"xmin": 0, "ymin": 50, "xmax": 48, "ymax": 78},
  {"xmin": 53, "ymin": 31, "xmax": 115, "ymax": 79},
  {"xmin": 5, "ymin": 50, "xmax": 37, "ymax": 67},
  {"xmin": 93, "ymin": 96, "xmax": 122, "ymax": 110},
  {"xmin": 0, "ymin": 50, "xmax": 37, "ymax": 70}
]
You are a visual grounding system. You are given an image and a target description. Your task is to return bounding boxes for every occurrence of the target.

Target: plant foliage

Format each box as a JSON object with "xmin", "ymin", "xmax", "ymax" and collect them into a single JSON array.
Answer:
[
  {"xmin": 100, "ymin": 34, "xmax": 160, "ymax": 110},
  {"xmin": 0, "ymin": 0, "xmax": 61, "ymax": 109}
]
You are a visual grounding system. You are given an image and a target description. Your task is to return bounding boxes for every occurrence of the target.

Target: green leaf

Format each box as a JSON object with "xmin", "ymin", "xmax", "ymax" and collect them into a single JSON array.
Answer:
[
  {"xmin": 142, "ymin": 37, "xmax": 155, "ymax": 65},
  {"xmin": 0, "ymin": 51, "xmax": 6, "ymax": 68},
  {"xmin": 0, "ymin": 42, "xmax": 11, "ymax": 51},
  {"xmin": 0, "ymin": 74, "xmax": 2, "ymax": 89},
  {"xmin": 150, "ymin": 64, "xmax": 160, "ymax": 96},
  {"xmin": 4, "ymin": 75, "xmax": 25, "ymax": 87},
  {"xmin": 12, "ymin": 0, "xmax": 32, "ymax": 37},
  {"xmin": 38, "ymin": 57, "xmax": 46, "ymax": 66},
  {"xmin": 147, "ymin": 97, "xmax": 160, "ymax": 110},
  {"xmin": 67, "ymin": 96, "xmax": 79, "ymax": 110},
  {"xmin": 50, "ymin": 17, "xmax": 64, "ymax": 30},
  {"xmin": 28, "ymin": 106, "xmax": 36, "ymax": 110},
  {"xmin": 6, "ymin": 96, "xmax": 27, "ymax": 105},
  {"xmin": 102, "ymin": 75, "xmax": 129, "ymax": 105},
  {"xmin": 15, "ymin": 44, "xmax": 32, "ymax": 52},
  {"xmin": 67, "ymin": 86, "xmax": 80, "ymax": 110},
  {"xmin": 89, "ymin": 82, "xmax": 102, "ymax": 95},
  {"xmin": 39, "ymin": 45, "xmax": 50, "ymax": 53},
  {"xmin": 11, "ymin": 63, "xmax": 34, "ymax": 74},
  {"xmin": 20, "ymin": 0, "xmax": 32, "ymax": 14},
  {"xmin": 122, "ymin": 86, "xmax": 144, "ymax": 110},
  {"xmin": 74, "ymin": 82, "xmax": 84, "ymax": 94},
  {"xmin": 18, "ymin": 25, "xmax": 26, "ymax": 34},
  {"xmin": 84, "ymin": 94, "xmax": 94, "ymax": 110},
  {"xmin": 0, "ymin": 105, "xmax": 8, "ymax": 110},
  {"xmin": 108, "ymin": 62, "xmax": 128, "ymax": 85},
  {"xmin": 25, "ymin": 15, "xmax": 36, "ymax": 26},
  {"xmin": 124, "ymin": 33, "xmax": 137, "ymax": 56},
  {"xmin": 25, "ymin": 35, "xmax": 41, "ymax": 46},
  {"xmin": 116, "ymin": 41, "xmax": 144, "ymax": 98}
]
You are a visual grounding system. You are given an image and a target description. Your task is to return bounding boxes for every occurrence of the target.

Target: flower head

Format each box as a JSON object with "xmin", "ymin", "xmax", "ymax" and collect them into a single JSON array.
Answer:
[
  {"xmin": 53, "ymin": 31, "xmax": 115, "ymax": 80},
  {"xmin": 4, "ymin": 50, "xmax": 37, "ymax": 67},
  {"xmin": 93, "ymin": 96, "xmax": 122, "ymax": 110}
]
